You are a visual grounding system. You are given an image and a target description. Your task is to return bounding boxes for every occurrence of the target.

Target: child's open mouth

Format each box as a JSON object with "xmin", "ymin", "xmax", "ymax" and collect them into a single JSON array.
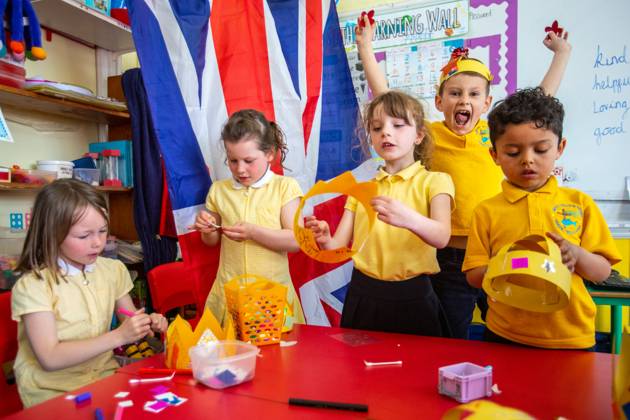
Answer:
[
  {"xmin": 382, "ymin": 142, "xmax": 395, "ymax": 148},
  {"xmin": 455, "ymin": 111, "xmax": 471, "ymax": 126}
]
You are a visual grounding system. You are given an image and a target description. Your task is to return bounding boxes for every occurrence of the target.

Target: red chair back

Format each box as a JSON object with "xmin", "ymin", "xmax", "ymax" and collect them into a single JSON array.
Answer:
[
  {"xmin": 148, "ymin": 262, "xmax": 196, "ymax": 316},
  {"xmin": 0, "ymin": 291, "xmax": 23, "ymax": 415}
]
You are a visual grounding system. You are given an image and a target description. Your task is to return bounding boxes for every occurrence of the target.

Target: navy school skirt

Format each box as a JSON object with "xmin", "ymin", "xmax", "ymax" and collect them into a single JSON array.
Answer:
[{"xmin": 340, "ymin": 268, "xmax": 451, "ymax": 337}]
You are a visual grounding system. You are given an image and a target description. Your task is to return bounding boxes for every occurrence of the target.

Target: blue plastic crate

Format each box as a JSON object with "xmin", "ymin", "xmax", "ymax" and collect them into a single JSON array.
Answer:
[{"xmin": 84, "ymin": 0, "xmax": 111, "ymax": 16}]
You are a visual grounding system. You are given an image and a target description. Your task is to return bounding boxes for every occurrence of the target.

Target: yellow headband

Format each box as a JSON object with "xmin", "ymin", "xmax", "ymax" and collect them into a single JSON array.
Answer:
[{"xmin": 439, "ymin": 48, "xmax": 493, "ymax": 86}]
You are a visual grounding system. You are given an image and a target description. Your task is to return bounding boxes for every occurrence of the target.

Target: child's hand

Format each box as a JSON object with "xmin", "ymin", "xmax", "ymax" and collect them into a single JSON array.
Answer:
[
  {"xmin": 117, "ymin": 308, "xmax": 152, "ymax": 344},
  {"xmin": 189, "ymin": 210, "xmax": 220, "ymax": 233},
  {"xmin": 371, "ymin": 196, "xmax": 414, "ymax": 229},
  {"xmin": 304, "ymin": 215, "xmax": 332, "ymax": 247},
  {"xmin": 546, "ymin": 231, "xmax": 580, "ymax": 272},
  {"xmin": 543, "ymin": 30, "xmax": 571, "ymax": 55},
  {"xmin": 355, "ymin": 12, "xmax": 376, "ymax": 52},
  {"xmin": 221, "ymin": 222, "xmax": 255, "ymax": 242},
  {"xmin": 149, "ymin": 313, "xmax": 168, "ymax": 334}
]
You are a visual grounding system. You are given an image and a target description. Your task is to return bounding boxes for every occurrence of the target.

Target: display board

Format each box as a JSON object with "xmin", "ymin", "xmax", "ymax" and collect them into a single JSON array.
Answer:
[{"xmin": 339, "ymin": 0, "xmax": 629, "ymax": 200}]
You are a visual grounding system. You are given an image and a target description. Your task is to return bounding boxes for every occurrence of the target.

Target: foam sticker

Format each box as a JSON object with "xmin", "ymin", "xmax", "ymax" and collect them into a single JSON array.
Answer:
[{"xmin": 511, "ymin": 257, "xmax": 529, "ymax": 269}]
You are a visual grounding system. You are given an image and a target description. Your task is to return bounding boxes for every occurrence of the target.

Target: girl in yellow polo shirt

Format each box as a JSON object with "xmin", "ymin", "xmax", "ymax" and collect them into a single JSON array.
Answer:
[
  {"xmin": 192, "ymin": 109, "xmax": 305, "ymax": 328},
  {"xmin": 11, "ymin": 179, "xmax": 168, "ymax": 407},
  {"xmin": 354, "ymin": 13, "xmax": 572, "ymax": 338},
  {"xmin": 306, "ymin": 91, "xmax": 454, "ymax": 336}
]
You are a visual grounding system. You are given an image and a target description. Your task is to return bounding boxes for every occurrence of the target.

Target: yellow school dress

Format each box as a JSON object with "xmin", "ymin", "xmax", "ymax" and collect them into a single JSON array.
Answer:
[
  {"xmin": 11, "ymin": 257, "xmax": 133, "ymax": 407},
  {"xmin": 204, "ymin": 169, "xmax": 305, "ymax": 327}
]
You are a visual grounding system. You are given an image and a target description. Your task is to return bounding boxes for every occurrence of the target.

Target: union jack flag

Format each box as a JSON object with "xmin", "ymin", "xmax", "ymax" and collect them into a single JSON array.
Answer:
[{"xmin": 127, "ymin": 0, "xmax": 375, "ymax": 326}]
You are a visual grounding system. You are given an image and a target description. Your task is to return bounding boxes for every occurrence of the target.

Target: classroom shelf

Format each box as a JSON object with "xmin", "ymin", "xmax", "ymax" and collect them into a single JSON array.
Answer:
[
  {"xmin": 0, "ymin": 84, "xmax": 130, "ymax": 124},
  {"xmin": 0, "ymin": 182, "xmax": 132, "ymax": 193},
  {"xmin": 32, "ymin": 0, "xmax": 134, "ymax": 52}
]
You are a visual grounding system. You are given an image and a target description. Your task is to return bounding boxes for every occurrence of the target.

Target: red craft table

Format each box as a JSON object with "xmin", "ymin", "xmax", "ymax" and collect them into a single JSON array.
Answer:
[{"xmin": 6, "ymin": 324, "xmax": 614, "ymax": 419}]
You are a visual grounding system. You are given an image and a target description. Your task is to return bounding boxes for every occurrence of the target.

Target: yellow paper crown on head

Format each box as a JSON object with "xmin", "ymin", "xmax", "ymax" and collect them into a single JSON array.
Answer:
[
  {"xmin": 482, "ymin": 234, "xmax": 572, "ymax": 313},
  {"xmin": 439, "ymin": 47, "xmax": 493, "ymax": 87},
  {"xmin": 165, "ymin": 308, "xmax": 235, "ymax": 369}
]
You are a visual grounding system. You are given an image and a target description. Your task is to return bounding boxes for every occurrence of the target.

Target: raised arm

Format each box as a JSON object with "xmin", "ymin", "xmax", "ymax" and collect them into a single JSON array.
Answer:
[
  {"xmin": 539, "ymin": 30, "xmax": 572, "ymax": 96},
  {"xmin": 355, "ymin": 14, "xmax": 389, "ymax": 96}
]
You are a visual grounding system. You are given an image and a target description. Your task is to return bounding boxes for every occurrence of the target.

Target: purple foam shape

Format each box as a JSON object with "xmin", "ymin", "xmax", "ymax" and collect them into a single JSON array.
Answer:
[
  {"xmin": 148, "ymin": 400, "xmax": 169, "ymax": 411},
  {"xmin": 511, "ymin": 257, "xmax": 528, "ymax": 269},
  {"xmin": 150, "ymin": 385, "xmax": 169, "ymax": 394}
]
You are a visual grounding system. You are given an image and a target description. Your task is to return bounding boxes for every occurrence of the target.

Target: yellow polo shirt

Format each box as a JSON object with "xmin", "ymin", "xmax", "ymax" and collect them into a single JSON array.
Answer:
[
  {"xmin": 463, "ymin": 177, "xmax": 621, "ymax": 349},
  {"xmin": 11, "ymin": 257, "xmax": 133, "ymax": 407},
  {"xmin": 346, "ymin": 161, "xmax": 454, "ymax": 280},
  {"xmin": 204, "ymin": 171, "xmax": 305, "ymax": 326},
  {"xmin": 430, "ymin": 120, "xmax": 504, "ymax": 236}
]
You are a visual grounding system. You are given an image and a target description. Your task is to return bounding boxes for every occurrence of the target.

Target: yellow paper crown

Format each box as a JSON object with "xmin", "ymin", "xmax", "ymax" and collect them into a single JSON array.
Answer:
[
  {"xmin": 165, "ymin": 308, "xmax": 235, "ymax": 369},
  {"xmin": 442, "ymin": 400, "xmax": 535, "ymax": 420},
  {"xmin": 439, "ymin": 47, "xmax": 493, "ymax": 86},
  {"xmin": 293, "ymin": 171, "xmax": 378, "ymax": 264},
  {"xmin": 482, "ymin": 234, "xmax": 572, "ymax": 313}
]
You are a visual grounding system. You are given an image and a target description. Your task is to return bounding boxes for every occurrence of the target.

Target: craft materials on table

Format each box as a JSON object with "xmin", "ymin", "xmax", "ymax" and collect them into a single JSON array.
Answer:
[
  {"xmin": 363, "ymin": 360, "xmax": 402, "ymax": 367},
  {"xmin": 438, "ymin": 362, "xmax": 493, "ymax": 403},
  {"xmin": 288, "ymin": 398, "xmax": 368, "ymax": 412},
  {"xmin": 224, "ymin": 274, "xmax": 287, "ymax": 345},
  {"xmin": 189, "ymin": 340, "xmax": 259, "ymax": 389},
  {"xmin": 129, "ymin": 372, "xmax": 175, "ymax": 384}
]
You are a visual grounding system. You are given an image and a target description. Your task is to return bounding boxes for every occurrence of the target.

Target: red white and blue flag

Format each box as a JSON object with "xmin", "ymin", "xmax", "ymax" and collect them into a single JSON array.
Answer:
[{"xmin": 127, "ymin": 0, "xmax": 375, "ymax": 326}]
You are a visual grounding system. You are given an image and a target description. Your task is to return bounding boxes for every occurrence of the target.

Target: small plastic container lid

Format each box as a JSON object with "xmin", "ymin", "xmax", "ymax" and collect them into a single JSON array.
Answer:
[
  {"xmin": 36, "ymin": 160, "xmax": 74, "ymax": 167},
  {"xmin": 83, "ymin": 152, "xmax": 99, "ymax": 159},
  {"xmin": 102, "ymin": 149, "xmax": 121, "ymax": 157}
]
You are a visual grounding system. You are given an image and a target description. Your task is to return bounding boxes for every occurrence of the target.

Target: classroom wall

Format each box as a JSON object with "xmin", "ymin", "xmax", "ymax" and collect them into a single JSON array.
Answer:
[
  {"xmin": 336, "ymin": 0, "xmax": 630, "ymax": 329},
  {"xmin": 0, "ymin": 34, "xmax": 99, "ymax": 229}
]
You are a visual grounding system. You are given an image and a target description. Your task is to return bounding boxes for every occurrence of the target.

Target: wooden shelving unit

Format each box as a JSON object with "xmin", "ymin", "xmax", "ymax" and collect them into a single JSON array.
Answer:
[
  {"xmin": 0, "ymin": 85, "xmax": 129, "ymax": 124},
  {"xmin": 1, "ymin": 3, "xmax": 138, "ymax": 240},
  {"xmin": 32, "ymin": 0, "xmax": 134, "ymax": 52},
  {"xmin": 0, "ymin": 182, "xmax": 131, "ymax": 193}
]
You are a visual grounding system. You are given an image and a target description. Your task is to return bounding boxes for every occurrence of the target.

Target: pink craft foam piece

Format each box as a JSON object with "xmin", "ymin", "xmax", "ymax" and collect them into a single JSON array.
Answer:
[
  {"xmin": 511, "ymin": 257, "xmax": 529, "ymax": 269},
  {"xmin": 150, "ymin": 385, "xmax": 169, "ymax": 394},
  {"xmin": 117, "ymin": 308, "xmax": 135, "ymax": 317},
  {"xmin": 148, "ymin": 400, "xmax": 169, "ymax": 410}
]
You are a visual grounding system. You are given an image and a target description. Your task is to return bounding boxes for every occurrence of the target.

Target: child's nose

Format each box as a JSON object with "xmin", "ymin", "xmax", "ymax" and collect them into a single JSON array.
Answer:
[{"xmin": 93, "ymin": 235, "xmax": 104, "ymax": 248}]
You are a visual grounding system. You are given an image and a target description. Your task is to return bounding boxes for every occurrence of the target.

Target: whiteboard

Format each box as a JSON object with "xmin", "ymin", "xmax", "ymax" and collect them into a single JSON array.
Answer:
[{"xmin": 339, "ymin": 0, "xmax": 630, "ymax": 200}]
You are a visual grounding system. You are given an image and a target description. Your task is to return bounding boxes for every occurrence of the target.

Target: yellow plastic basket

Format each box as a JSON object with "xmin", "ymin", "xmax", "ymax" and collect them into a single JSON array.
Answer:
[{"xmin": 224, "ymin": 274, "xmax": 287, "ymax": 346}]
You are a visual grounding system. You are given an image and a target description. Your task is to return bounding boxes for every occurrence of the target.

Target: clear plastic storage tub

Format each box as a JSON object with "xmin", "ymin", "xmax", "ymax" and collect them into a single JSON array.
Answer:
[
  {"xmin": 11, "ymin": 168, "xmax": 56, "ymax": 185},
  {"xmin": 0, "ymin": 227, "xmax": 25, "ymax": 270},
  {"xmin": 189, "ymin": 340, "xmax": 260, "ymax": 389},
  {"xmin": 438, "ymin": 362, "xmax": 493, "ymax": 403},
  {"xmin": 73, "ymin": 168, "xmax": 100, "ymax": 186}
]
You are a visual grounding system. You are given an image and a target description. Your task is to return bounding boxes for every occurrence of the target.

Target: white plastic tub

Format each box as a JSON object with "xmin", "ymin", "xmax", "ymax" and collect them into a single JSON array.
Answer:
[
  {"xmin": 189, "ymin": 340, "xmax": 260, "ymax": 389},
  {"xmin": 37, "ymin": 160, "xmax": 74, "ymax": 179}
]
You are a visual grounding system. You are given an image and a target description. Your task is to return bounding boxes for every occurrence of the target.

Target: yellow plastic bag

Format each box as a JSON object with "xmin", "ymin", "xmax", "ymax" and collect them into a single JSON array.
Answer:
[
  {"xmin": 224, "ymin": 274, "xmax": 287, "ymax": 346},
  {"xmin": 165, "ymin": 308, "xmax": 235, "ymax": 369}
]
